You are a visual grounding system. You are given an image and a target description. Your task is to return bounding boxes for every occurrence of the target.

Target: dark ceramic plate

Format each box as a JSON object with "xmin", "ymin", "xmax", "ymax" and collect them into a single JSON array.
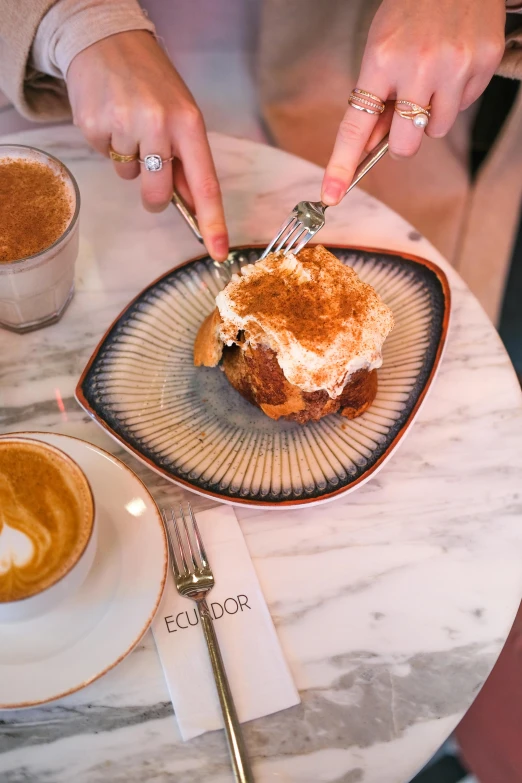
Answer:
[{"xmin": 76, "ymin": 246, "xmax": 450, "ymax": 508}]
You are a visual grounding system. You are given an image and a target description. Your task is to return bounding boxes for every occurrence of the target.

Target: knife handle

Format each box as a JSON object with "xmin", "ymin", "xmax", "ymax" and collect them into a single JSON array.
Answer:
[{"xmin": 171, "ymin": 189, "xmax": 204, "ymax": 244}]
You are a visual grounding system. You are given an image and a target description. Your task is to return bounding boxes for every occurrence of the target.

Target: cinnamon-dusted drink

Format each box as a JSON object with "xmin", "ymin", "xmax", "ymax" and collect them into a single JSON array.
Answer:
[
  {"xmin": 0, "ymin": 145, "xmax": 80, "ymax": 332},
  {"xmin": 0, "ymin": 438, "xmax": 97, "ymax": 622}
]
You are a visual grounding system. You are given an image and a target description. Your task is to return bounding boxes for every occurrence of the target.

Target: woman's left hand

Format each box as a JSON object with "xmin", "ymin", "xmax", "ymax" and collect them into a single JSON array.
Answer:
[{"xmin": 322, "ymin": 0, "xmax": 506, "ymax": 205}]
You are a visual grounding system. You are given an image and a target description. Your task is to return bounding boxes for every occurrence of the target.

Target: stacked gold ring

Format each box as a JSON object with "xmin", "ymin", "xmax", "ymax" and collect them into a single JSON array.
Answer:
[
  {"xmin": 109, "ymin": 145, "xmax": 139, "ymax": 163},
  {"xmin": 348, "ymin": 88, "xmax": 385, "ymax": 115},
  {"xmin": 394, "ymin": 100, "xmax": 431, "ymax": 129}
]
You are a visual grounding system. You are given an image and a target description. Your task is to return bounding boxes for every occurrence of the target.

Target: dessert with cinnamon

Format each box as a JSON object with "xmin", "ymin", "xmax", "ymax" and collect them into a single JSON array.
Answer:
[{"xmin": 194, "ymin": 245, "xmax": 394, "ymax": 423}]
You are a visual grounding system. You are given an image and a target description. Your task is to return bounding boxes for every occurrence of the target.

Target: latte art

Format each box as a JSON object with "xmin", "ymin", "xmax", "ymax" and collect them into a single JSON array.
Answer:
[
  {"xmin": 0, "ymin": 520, "xmax": 35, "ymax": 574},
  {"xmin": 0, "ymin": 440, "xmax": 94, "ymax": 603}
]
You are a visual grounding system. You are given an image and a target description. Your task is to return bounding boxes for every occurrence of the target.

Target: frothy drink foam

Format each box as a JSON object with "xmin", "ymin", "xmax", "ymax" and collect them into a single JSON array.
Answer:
[
  {"xmin": 0, "ymin": 145, "xmax": 79, "ymax": 332},
  {"xmin": 0, "ymin": 440, "xmax": 94, "ymax": 603}
]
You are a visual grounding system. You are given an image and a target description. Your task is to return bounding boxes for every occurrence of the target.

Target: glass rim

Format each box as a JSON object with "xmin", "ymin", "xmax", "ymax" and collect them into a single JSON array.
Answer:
[{"xmin": 0, "ymin": 143, "xmax": 81, "ymax": 267}]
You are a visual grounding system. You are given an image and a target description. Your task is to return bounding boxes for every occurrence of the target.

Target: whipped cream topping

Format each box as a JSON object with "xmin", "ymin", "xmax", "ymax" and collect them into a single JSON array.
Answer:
[{"xmin": 215, "ymin": 246, "xmax": 394, "ymax": 398}]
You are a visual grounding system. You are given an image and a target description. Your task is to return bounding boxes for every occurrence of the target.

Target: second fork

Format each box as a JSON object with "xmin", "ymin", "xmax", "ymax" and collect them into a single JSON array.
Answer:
[
  {"xmin": 162, "ymin": 504, "xmax": 254, "ymax": 783},
  {"xmin": 260, "ymin": 134, "xmax": 390, "ymax": 259}
]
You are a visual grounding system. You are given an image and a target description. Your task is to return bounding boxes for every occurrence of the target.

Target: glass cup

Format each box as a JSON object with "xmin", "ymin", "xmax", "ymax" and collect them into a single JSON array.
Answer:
[{"xmin": 0, "ymin": 144, "xmax": 81, "ymax": 333}]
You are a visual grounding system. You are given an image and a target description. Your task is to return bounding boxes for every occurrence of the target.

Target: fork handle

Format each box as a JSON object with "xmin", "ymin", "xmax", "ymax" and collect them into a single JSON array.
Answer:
[
  {"xmin": 344, "ymin": 134, "xmax": 389, "ymax": 197},
  {"xmin": 198, "ymin": 599, "xmax": 254, "ymax": 783}
]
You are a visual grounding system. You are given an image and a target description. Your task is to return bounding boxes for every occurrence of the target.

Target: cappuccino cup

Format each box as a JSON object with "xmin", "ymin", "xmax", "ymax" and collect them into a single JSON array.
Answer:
[{"xmin": 0, "ymin": 437, "xmax": 97, "ymax": 623}]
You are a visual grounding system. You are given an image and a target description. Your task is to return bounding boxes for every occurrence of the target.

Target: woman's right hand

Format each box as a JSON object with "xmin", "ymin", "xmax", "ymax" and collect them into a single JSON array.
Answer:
[
  {"xmin": 67, "ymin": 30, "xmax": 228, "ymax": 261},
  {"xmin": 321, "ymin": 0, "xmax": 505, "ymax": 207}
]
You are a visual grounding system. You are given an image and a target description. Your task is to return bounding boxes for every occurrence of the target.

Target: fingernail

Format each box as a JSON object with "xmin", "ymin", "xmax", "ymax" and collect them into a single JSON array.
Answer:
[
  {"xmin": 322, "ymin": 180, "xmax": 344, "ymax": 205},
  {"xmin": 212, "ymin": 235, "xmax": 229, "ymax": 261},
  {"xmin": 144, "ymin": 201, "xmax": 168, "ymax": 214}
]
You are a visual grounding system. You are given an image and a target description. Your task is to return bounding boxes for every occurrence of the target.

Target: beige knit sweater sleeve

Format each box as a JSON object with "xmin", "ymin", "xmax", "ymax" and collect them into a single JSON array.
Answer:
[
  {"xmin": 0, "ymin": 0, "xmax": 155, "ymax": 122},
  {"xmin": 0, "ymin": 1, "xmax": 65, "ymax": 120},
  {"xmin": 1, "ymin": 0, "xmax": 521, "ymax": 123},
  {"xmin": 500, "ymin": 22, "xmax": 522, "ymax": 80}
]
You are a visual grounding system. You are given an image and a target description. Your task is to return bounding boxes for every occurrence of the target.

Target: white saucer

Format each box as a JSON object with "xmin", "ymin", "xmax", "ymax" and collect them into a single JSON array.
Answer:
[{"xmin": 0, "ymin": 432, "xmax": 167, "ymax": 709}]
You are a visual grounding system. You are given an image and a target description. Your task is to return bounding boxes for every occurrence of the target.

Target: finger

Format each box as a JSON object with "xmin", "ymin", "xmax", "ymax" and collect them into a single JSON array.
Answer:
[
  {"xmin": 172, "ymin": 158, "xmax": 195, "ymax": 213},
  {"xmin": 365, "ymin": 101, "xmax": 394, "ymax": 151},
  {"xmin": 72, "ymin": 102, "xmax": 111, "ymax": 159},
  {"xmin": 110, "ymin": 131, "xmax": 140, "ymax": 180},
  {"xmin": 322, "ymin": 70, "xmax": 390, "ymax": 205},
  {"xmin": 460, "ymin": 34, "xmax": 505, "ymax": 111},
  {"xmin": 80, "ymin": 124, "xmax": 111, "ymax": 159},
  {"xmin": 425, "ymin": 85, "xmax": 464, "ymax": 139},
  {"xmin": 460, "ymin": 73, "xmax": 494, "ymax": 112},
  {"xmin": 176, "ymin": 118, "xmax": 228, "ymax": 262},
  {"xmin": 389, "ymin": 84, "xmax": 433, "ymax": 158},
  {"xmin": 139, "ymin": 142, "xmax": 174, "ymax": 213}
]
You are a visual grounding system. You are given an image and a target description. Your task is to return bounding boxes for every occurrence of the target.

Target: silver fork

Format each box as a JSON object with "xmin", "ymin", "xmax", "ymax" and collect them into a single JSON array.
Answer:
[
  {"xmin": 260, "ymin": 134, "xmax": 389, "ymax": 259},
  {"xmin": 161, "ymin": 504, "xmax": 254, "ymax": 783}
]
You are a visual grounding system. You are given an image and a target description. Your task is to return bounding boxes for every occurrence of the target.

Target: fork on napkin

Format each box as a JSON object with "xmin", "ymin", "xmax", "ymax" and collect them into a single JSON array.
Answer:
[
  {"xmin": 153, "ymin": 504, "xmax": 299, "ymax": 775},
  {"xmin": 162, "ymin": 503, "xmax": 252, "ymax": 782}
]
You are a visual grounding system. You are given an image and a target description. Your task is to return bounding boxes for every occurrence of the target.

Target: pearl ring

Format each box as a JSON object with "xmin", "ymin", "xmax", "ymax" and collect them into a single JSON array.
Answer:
[{"xmin": 394, "ymin": 100, "xmax": 431, "ymax": 129}]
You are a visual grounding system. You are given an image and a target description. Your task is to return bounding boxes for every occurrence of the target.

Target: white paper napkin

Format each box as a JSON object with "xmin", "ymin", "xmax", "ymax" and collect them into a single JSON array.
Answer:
[{"xmin": 151, "ymin": 504, "xmax": 300, "ymax": 741}]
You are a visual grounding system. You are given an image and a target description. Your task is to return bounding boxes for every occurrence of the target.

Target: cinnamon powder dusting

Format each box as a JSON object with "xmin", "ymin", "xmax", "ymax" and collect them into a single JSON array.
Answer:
[
  {"xmin": 232, "ymin": 247, "xmax": 369, "ymax": 350},
  {"xmin": 0, "ymin": 158, "xmax": 72, "ymax": 264},
  {"xmin": 215, "ymin": 245, "xmax": 395, "ymax": 397}
]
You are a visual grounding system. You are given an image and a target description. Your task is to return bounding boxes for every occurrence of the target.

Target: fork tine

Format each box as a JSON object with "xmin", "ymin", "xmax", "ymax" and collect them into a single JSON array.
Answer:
[
  {"xmin": 283, "ymin": 225, "xmax": 308, "ymax": 255},
  {"xmin": 161, "ymin": 508, "xmax": 179, "ymax": 577},
  {"xmin": 261, "ymin": 214, "xmax": 298, "ymax": 259},
  {"xmin": 274, "ymin": 218, "xmax": 301, "ymax": 254},
  {"xmin": 179, "ymin": 504, "xmax": 198, "ymax": 571},
  {"xmin": 187, "ymin": 502, "xmax": 209, "ymax": 569},
  {"xmin": 161, "ymin": 509, "xmax": 181, "ymax": 579},
  {"xmin": 171, "ymin": 507, "xmax": 189, "ymax": 575},
  {"xmin": 292, "ymin": 230, "xmax": 314, "ymax": 256}
]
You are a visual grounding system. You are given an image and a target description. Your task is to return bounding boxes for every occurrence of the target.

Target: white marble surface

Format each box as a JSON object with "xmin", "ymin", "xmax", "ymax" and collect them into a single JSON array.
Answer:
[{"xmin": 1, "ymin": 125, "xmax": 522, "ymax": 783}]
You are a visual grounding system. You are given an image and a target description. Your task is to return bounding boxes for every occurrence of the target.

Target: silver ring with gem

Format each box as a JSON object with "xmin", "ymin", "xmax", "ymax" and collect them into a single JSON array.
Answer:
[{"xmin": 139, "ymin": 154, "xmax": 174, "ymax": 172}]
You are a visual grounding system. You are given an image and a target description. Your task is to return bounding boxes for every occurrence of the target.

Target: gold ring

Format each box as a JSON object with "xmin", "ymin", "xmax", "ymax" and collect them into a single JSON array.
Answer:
[
  {"xmin": 109, "ymin": 145, "xmax": 139, "ymax": 164},
  {"xmin": 348, "ymin": 88, "xmax": 386, "ymax": 115},
  {"xmin": 395, "ymin": 100, "xmax": 431, "ymax": 129}
]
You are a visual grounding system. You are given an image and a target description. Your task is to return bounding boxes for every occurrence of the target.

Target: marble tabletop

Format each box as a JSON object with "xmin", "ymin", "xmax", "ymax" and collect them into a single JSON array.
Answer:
[{"xmin": 1, "ymin": 125, "xmax": 522, "ymax": 783}]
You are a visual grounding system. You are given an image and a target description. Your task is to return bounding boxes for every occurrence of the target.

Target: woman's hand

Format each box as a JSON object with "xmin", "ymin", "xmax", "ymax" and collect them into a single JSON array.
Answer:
[
  {"xmin": 67, "ymin": 31, "xmax": 228, "ymax": 261},
  {"xmin": 322, "ymin": 0, "xmax": 506, "ymax": 205}
]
